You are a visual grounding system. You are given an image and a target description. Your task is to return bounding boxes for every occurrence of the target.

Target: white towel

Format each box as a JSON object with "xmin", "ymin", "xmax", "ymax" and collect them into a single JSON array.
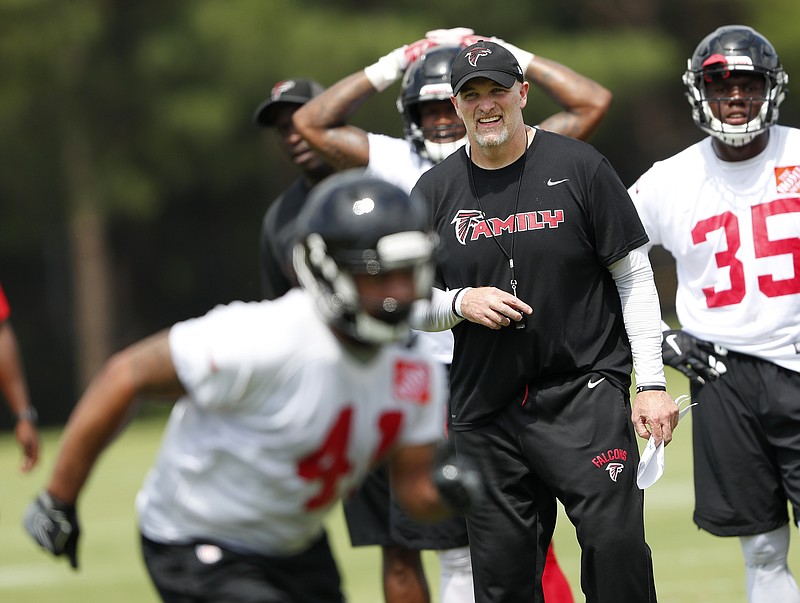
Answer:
[{"xmin": 636, "ymin": 395, "xmax": 695, "ymax": 489}]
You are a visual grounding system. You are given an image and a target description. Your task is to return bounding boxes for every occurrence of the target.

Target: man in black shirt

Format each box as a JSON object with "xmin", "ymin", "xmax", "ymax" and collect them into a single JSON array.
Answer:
[
  {"xmin": 254, "ymin": 78, "xmax": 335, "ymax": 299},
  {"xmin": 412, "ymin": 40, "xmax": 678, "ymax": 603}
]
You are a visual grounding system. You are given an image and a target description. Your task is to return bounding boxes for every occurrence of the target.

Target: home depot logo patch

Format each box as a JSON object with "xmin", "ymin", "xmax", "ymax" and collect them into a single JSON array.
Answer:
[
  {"xmin": 775, "ymin": 166, "xmax": 800, "ymax": 194},
  {"xmin": 393, "ymin": 360, "xmax": 431, "ymax": 404}
]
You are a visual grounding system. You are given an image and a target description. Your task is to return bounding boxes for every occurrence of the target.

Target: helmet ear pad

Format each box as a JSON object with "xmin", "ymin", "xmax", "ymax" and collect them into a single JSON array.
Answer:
[
  {"xmin": 683, "ymin": 25, "xmax": 788, "ymax": 147},
  {"xmin": 292, "ymin": 169, "xmax": 435, "ymax": 346}
]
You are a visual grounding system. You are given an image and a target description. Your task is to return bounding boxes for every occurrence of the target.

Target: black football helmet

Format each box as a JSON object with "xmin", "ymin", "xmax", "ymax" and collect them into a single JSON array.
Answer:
[
  {"xmin": 683, "ymin": 25, "xmax": 788, "ymax": 147},
  {"xmin": 396, "ymin": 44, "xmax": 467, "ymax": 163},
  {"xmin": 293, "ymin": 170, "xmax": 435, "ymax": 346}
]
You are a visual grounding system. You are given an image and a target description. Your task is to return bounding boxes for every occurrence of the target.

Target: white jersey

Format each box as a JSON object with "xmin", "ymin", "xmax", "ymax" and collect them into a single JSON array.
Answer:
[
  {"xmin": 367, "ymin": 133, "xmax": 454, "ymax": 363},
  {"xmin": 136, "ymin": 289, "xmax": 446, "ymax": 555},
  {"xmin": 629, "ymin": 125, "xmax": 800, "ymax": 372}
]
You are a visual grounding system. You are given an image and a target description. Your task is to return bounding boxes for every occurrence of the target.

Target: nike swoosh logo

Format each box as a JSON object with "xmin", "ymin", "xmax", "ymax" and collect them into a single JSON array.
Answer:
[
  {"xmin": 665, "ymin": 334, "xmax": 681, "ymax": 355},
  {"xmin": 588, "ymin": 377, "xmax": 605, "ymax": 389},
  {"xmin": 547, "ymin": 178, "xmax": 569, "ymax": 186}
]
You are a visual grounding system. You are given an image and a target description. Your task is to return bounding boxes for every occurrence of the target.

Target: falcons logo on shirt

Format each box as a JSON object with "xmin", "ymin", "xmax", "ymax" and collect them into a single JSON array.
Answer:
[
  {"xmin": 451, "ymin": 210, "xmax": 485, "ymax": 245},
  {"xmin": 606, "ymin": 462, "xmax": 624, "ymax": 482}
]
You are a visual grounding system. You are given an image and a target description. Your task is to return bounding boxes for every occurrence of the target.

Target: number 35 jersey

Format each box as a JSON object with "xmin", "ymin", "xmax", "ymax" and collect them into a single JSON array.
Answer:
[
  {"xmin": 629, "ymin": 125, "xmax": 800, "ymax": 372},
  {"xmin": 136, "ymin": 288, "xmax": 446, "ymax": 556}
]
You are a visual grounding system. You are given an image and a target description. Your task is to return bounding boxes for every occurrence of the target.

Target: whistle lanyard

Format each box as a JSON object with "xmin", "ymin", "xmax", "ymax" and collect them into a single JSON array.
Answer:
[{"xmin": 466, "ymin": 129, "xmax": 529, "ymax": 299}]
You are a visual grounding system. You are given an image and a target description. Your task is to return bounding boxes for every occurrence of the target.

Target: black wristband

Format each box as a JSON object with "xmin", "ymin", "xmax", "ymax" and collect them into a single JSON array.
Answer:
[
  {"xmin": 636, "ymin": 385, "xmax": 667, "ymax": 394},
  {"xmin": 451, "ymin": 288, "xmax": 465, "ymax": 319}
]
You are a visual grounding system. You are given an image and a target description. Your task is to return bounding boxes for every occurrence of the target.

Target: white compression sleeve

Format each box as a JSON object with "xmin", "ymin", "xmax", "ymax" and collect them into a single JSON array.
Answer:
[
  {"xmin": 608, "ymin": 245, "xmax": 666, "ymax": 388},
  {"xmin": 409, "ymin": 287, "xmax": 466, "ymax": 332}
]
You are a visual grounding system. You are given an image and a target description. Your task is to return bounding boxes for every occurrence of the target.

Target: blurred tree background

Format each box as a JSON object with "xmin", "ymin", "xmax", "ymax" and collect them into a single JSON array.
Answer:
[{"xmin": 1, "ymin": 0, "xmax": 798, "ymax": 426}]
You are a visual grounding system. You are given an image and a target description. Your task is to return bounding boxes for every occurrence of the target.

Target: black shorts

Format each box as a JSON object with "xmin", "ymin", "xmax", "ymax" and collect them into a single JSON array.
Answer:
[
  {"xmin": 141, "ymin": 531, "xmax": 343, "ymax": 603},
  {"xmin": 343, "ymin": 452, "xmax": 468, "ymax": 550},
  {"xmin": 690, "ymin": 350, "xmax": 800, "ymax": 536},
  {"xmin": 344, "ymin": 356, "xmax": 468, "ymax": 552},
  {"xmin": 455, "ymin": 374, "xmax": 656, "ymax": 603},
  {"xmin": 342, "ymin": 465, "xmax": 393, "ymax": 547}
]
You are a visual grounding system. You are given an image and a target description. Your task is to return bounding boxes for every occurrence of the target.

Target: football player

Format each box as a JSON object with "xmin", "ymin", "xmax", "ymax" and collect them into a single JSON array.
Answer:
[
  {"xmin": 253, "ymin": 78, "xmax": 335, "ymax": 299},
  {"xmin": 23, "ymin": 171, "xmax": 483, "ymax": 603},
  {"xmin": 0, "ymin": 282, "xmax": 39, "ymax": 472},
  {"xmin": 629, "ymin": 25, "xmax": 800, "ymax": 603}
]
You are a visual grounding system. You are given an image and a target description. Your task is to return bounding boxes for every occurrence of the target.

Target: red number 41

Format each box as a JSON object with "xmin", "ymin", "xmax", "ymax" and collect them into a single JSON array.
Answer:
[{"xmin": 297, "ymin": 407, "xmax": 403, "ymax": 510}]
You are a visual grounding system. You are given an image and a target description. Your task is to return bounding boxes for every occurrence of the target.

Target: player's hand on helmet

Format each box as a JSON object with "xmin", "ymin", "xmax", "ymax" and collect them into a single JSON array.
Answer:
[
  {"xmin": 365, "ymin": 38, "xmax": 437, "ymax": 92},
  {"xmin": 425, "ymin": 27, "xmax": 476, "ymax": 47},
  {"xmin": 400, "ymin": 37, "xmax": 438, "ymax": 70},
  {"xmin": 432, "ymin": 452, "xmax": 485, "ymax": 514},
  {"xmin": 23, "ymin": 491, "xmax": 80, "ymax": 569},
  {"xmin": 662, "ymin": 329, "xmax": 728, "ymax": 385}
]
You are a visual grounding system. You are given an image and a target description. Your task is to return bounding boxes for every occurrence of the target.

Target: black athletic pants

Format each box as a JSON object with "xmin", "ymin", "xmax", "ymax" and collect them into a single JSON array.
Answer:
[{"xmin": 454, "ymin": 374, "xmax": 657, "ymax": 603}]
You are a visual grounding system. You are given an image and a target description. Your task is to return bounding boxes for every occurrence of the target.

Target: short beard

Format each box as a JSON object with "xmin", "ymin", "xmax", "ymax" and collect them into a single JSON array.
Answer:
[{"xmin": 473, "ymin": 126, "xmax": 509, "ymax": 148}]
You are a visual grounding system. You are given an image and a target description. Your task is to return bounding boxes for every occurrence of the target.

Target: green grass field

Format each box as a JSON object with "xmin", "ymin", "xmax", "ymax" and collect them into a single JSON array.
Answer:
[{"xmin": 1, "ymin": 373, "xmax": 798, "ymax": 602}]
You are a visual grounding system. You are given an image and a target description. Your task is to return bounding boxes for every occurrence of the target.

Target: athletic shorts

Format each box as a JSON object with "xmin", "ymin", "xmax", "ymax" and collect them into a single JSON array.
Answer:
[
  {"xmin": 343, "ymin": 460, "xmax": 469, "ymax": 550},
  {"xmin": 454, "ymin": 373, "xmax": 656, "ymax": 603},
  {"xmin": 141, "ymin": 531, "xmax": 343, "ymax": 603},
  {"xmin": 690, "ymin": 350, "xmax": 800, "ymax": 536},
  {"xmin": 342, "ymin": 465, "xmax": 393, "ymax": 547},
  {"xmin": 343, "ymin": 358, "xmax": 469, "ymax": 552}
]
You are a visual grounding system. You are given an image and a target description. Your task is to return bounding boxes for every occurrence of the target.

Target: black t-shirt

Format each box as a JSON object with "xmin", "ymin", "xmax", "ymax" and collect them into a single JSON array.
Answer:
[
  {"xmin": 413, "ymin": 129, "xmax": 649, "ymax": 429},
  {"xmin": 259, "ymin": 178, "xmax": 314, "ymax": 300}
]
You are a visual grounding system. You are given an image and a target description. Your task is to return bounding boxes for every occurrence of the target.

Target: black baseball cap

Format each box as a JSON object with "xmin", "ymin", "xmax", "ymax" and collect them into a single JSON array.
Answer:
[
  {"xmin": 253, "ymin": 78, "xmax": 325, "ymax": 127},
  {"xmin": 450, "ymin": 40, "xmax": 524, "ymax": 95}
]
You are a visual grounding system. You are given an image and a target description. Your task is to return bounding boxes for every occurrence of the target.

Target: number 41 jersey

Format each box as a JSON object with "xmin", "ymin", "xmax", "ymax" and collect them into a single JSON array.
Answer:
[
  {"xmin": 135, "ymin": 288, "xmax": 446, "ymax": 556},
  {"xmin": 629, "ymin": 125, "xmax": 800, "ymax": 372}
]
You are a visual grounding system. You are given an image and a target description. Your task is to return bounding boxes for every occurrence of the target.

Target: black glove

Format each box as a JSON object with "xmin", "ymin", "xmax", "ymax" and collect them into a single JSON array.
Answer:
[
  {"xmin": 662, "ymin": 329, "xmax": 728, "ymax": 385},
  {"xmin": 432, "ymin": 452, "xmax": 485, "ymax": 514},
  {"xmin": 23, "ymin": 491, "xmax": 80, "ymax": 569}
]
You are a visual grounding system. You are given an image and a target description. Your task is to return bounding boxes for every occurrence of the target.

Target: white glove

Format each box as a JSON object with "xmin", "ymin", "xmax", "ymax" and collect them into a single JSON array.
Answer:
[
  {"xmin": 425, "ymin": 27, "xmax": 475, "ymax": 46},
  {"xmin": 364, "ymin": 38, "xmax": 436, "ymax": 92},
  {"xmin": 491, "ymin": 38, "xmax": 535, "ymax": 71}
]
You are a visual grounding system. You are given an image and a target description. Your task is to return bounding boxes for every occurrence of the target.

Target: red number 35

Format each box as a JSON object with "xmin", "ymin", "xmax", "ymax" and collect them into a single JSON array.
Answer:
[{"xmin": 691, "ymin": 197, "xmax": 800, "ymax": 307}]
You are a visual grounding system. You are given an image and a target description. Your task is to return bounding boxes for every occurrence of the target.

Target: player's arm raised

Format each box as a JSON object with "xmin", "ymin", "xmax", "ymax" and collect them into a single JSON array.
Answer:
[
  {"xmin": 526, "ymin": 53, "xmax": 612, "ymax": 141},
  {"xmin": 458, "ymin": 33, "xmax": 612, "ymax": 141},
  {"xmin": 293, "ymin": 37, "xmax": 435, "ymax": 170},
  {"xmin": 291, "ymin": 71, "xmax": 373, "ymax": 170}
]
